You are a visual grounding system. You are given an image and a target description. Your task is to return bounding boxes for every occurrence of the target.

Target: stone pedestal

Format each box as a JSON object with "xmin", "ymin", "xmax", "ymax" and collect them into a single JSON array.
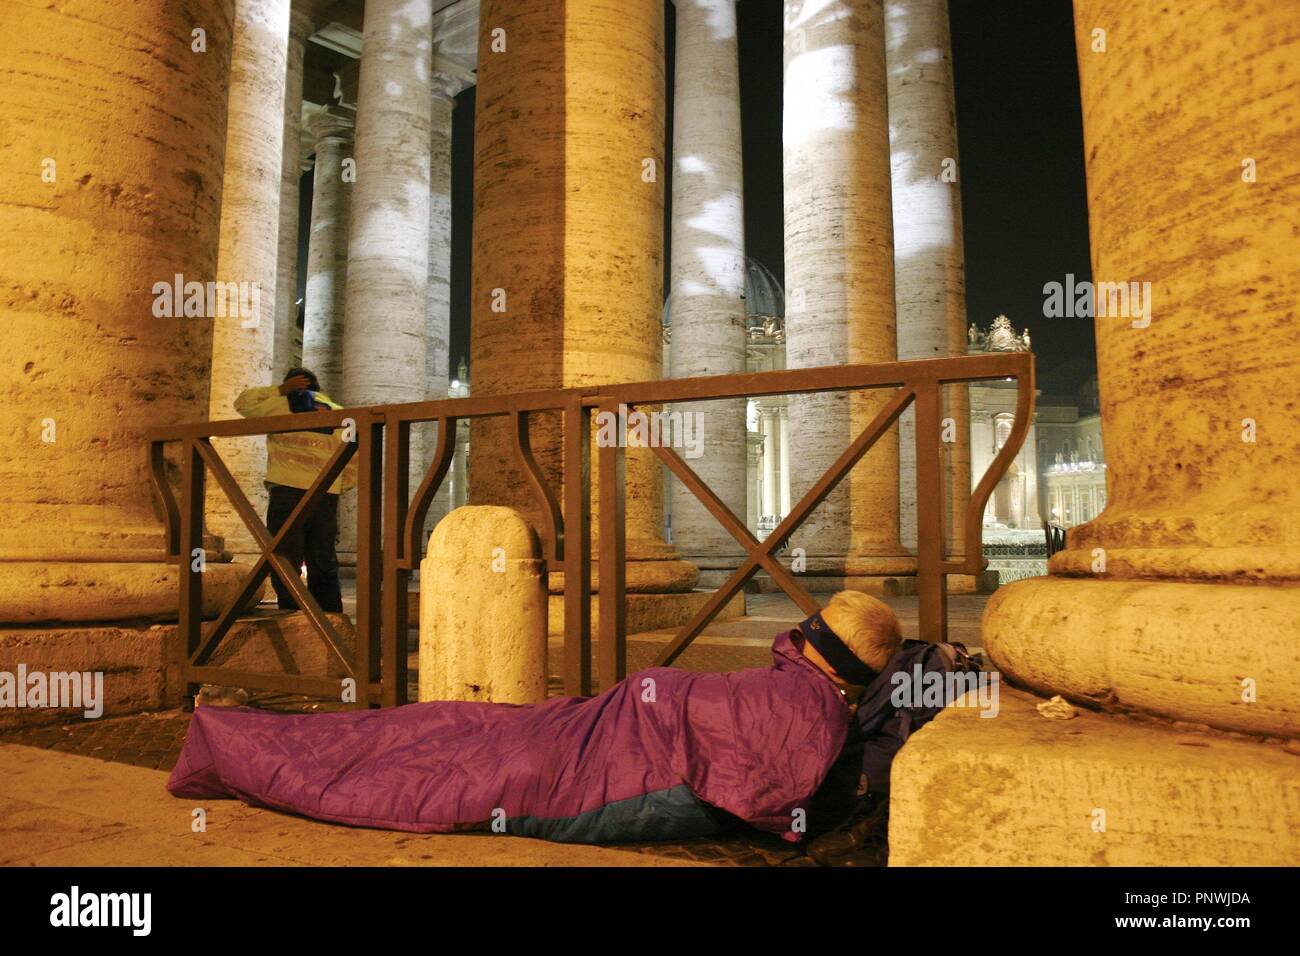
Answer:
[
  {"xmin": 667, "ymin": 0, "xmax": 748, "ymax": 577},
  {"xmin": 890, "ymin": 0, "xmax": 1300, "ymax": 866},
  {"xmin": 420, "ymin": 507, "xmax": 547, "ymax": 704},
  {"xmin": 0, "ymin": 0, "xmax": 246, "ymax": 623},
  {"xmin": 207, "ymin": 0, "xmax": 293, "ymax": 561},
  {"xmin": 469, "ymin": 0, "xmax": 698, "ymax": 598},
  {"xmin": 782, "ymin": 0, "xmax": 917, "ymax": 591},
  {"xmin": 889, "ymin": 685, "xmax": 1300, "ymax": 866}
]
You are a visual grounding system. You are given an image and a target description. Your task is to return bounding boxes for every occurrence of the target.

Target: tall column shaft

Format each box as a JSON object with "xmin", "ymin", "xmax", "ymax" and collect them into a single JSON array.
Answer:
[
  {"xmin": 422, "ymin": 78, "xmax": 459, "ymax": 536},
  {"xmin": 271, "ymin": 10, "xmax": 313, "ymax": 380},
  {"xmin": 342, "ymin": 0, "xmax": 432, "ymax": 412},
  {"xmin": 207, "ymin": 0, "xmax": 292, "ymax": 559},
  {"xmin": 0, "ymin": 0, "xmax": 246, "ymax": 621},
  {"xmin": 668, "ymin": 0, "xmax": 748, "ymax": 571},
  {"xmin": 340, "ymin": 0, "xmax": 434, "ymax": 567},
  {"xmin": 470, "ymin": 0, "xmax": 696, "ymax": 593},
  {"xmin": 984, "ymin": 0, "xmax": 1300, "ymax": 738},
  {"xmin": 886, "ymin": 0, "xmax": 972, "ymax": 559},
  {"xmin": 301, "ymin": 110, "xmax": 354, "ymax": 398},
  {"xmin": 782, "ymin": 0, "xmax": 915, "ymax": 584}
]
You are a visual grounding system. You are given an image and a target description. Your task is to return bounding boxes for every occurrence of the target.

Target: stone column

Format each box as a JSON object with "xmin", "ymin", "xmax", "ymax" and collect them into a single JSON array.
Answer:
[
  {"xmin": 470, "ymin": 0, "xmax": 697, "ymax": 596},
  {"xmin": 667, "ymin": 0, "xmax": 748, "ymax": 581},
  {"xmin": 422, "ymin": 69, "xmax": 466, "ymax": 538},
  {"xmin": 338, "ymin": 0, "xmax": 435, "ymax": 570},
  {"xmin": 885, "ymin": 0, "xmax": 972, "ymax": 571},
  {"xmin": 984, "ymin": 0, "xmax": 1300, "ymax": 739},
  {"xmin": 207, "ymin": 0, "xmax": 293, "ymax": 561},
  {"xmin": 301, "ymin": 109, "xmax": 355, "ymax": 398},
  {"xmin": 452, "ymin": 419, "xmax": 470, "ymax": 509},
  {"xmin": 760, "ymin": 406, "xmax": 778, "ymax": 518},
  {"xmin": 342, "ymin": 0, "xmax": 433, "ymax": 414},
  {"xmin": 271, "ymin": 9, "xmax": 314, "ymax": 380},
  {"xmin": 746, "ymin": 433, "xmax": 763, "ymax": 535},
  {"xmin": 0, "ymin": 0, "xmax": 245, "ymax": 621},
  {"xmin": 782, "ymin": 0, "xmax": 915, "ymax": 592},
  {"xmin": 778, "ymin": 405, "xmax": 791, "ymax": 516}
]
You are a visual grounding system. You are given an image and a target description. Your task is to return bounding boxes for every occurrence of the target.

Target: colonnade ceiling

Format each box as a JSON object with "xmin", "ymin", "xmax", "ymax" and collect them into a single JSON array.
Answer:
[{"xmin": 299, "ymin": 0, "xmax": 478, "ymax": 111}]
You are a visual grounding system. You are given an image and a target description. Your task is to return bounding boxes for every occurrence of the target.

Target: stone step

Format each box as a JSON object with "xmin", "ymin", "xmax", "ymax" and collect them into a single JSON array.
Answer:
[
  {"xmin": 888, "ymin": 684, "xmax": 1300, "ymax": 866},
  {"xmin": 0, "ymin": 611, "xmax": 355, "ymax": 731}
]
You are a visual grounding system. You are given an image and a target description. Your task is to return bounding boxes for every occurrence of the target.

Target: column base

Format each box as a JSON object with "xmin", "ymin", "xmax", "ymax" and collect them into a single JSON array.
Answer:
[
  {"xmin": 792, "ymin": 575, "xmax": 917, "ymax": 596},
  {"xmin": 0, "ymin": 610, "xmax": 354, "ymax": 730},
  {"xmin": 681, "ymin": 553, "xmax": 747, "ymax": 591},
  {"xmin": 983, "ymin": 575, "xmax": 1300, "ymax": 737},
  {"xmin": 0, "ymin": 561, "xmax": 251, "ymax": 626},
  {"xmin": 548, "ymin": 557, "xmax": 701, "ymax": 595},
  {"xmin": 947, "ymin": 571, "xmax": 1000, "ymax": 594},
  {"xmin": 546, "ymin": 589, "xmax": 746, "ymax": 637},
  {"xmin": 888, "ymin": 684, "xmax": 1300, "ymax": 866}
]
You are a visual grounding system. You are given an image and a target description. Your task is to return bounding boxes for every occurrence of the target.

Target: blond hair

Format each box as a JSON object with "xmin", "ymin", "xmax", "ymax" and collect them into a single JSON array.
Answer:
[{"xmin": 820, "ymin": 591, "xmax": 902, "ymax": 672}]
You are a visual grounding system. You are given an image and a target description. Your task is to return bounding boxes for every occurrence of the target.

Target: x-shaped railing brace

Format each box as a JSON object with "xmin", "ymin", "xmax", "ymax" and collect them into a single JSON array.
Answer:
[
  {"xmin": 186, "ymin": 435, "xmax": 358, "ymax": 675},
  {"xmin": 646, "ymin": 386, "xmax": 916, "ymax": 668}
]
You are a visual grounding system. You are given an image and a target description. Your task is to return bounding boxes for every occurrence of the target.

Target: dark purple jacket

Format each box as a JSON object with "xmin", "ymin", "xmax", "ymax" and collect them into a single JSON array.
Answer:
[{"xmin": 168, "ymin": 631, "xmax": 849, "ymax": 843}]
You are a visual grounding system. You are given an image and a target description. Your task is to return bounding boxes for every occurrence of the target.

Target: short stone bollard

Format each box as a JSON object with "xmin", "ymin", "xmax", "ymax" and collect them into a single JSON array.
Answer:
[{"xmin": 419, "ymin": 506, "xmax": 548, "ymax": 704}]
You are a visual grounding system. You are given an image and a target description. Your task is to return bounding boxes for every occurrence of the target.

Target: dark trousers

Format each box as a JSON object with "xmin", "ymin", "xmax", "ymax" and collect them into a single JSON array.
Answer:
[{"xmin": 265, "ymin": 484, "xmax": 342, "ymax": 613}]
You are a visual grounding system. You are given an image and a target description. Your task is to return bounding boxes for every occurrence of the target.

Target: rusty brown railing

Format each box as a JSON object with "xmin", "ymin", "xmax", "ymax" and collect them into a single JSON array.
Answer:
[{"xmin": 146, "ymin": 352, "xmax": 1034, "ymax": 708}]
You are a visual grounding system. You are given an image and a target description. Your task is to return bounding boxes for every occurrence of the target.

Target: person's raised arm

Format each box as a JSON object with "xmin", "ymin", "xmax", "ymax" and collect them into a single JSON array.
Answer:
[{"xmin": 234, "ymin": 382, "xmax": 294, "ymax": 418}]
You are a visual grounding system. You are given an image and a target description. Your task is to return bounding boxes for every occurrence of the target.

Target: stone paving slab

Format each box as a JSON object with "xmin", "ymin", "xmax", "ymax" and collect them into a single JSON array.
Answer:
[
  {"xmin": 0, "ymin": 745, "xmax": 702, "ymax": 867},
  {"xmin": 0, "ymin": 595, "xmax": 989, "ymax": 867}
]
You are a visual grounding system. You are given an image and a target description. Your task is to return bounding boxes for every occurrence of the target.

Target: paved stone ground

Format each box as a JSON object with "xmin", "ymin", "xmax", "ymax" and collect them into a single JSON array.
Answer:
[{"xmin": 0, "ymin": 591, "xmax": 989, "ymax": 867}]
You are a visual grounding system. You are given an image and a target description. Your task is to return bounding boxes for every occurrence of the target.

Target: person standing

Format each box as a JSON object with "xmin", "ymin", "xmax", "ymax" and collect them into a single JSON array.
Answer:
[{"xmin": 234, "ymin": 367, "xmax": 356, "ymax": 612}]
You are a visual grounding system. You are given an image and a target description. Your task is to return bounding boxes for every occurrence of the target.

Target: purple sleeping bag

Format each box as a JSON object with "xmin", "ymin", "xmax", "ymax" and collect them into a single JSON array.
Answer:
[{"xmin": 167, "ymin": 631, "xmax": 849, "ymax": 843}]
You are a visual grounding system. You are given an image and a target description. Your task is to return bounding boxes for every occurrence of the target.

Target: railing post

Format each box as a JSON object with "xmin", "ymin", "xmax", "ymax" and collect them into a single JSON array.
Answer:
[
  {"xmin": 381, "ymin": 413, "xmax": 410, "ymax": 707},
  {"xmin": 354, "ymin": 412, "xmax": 382, "ymax": 706},
  {"xmin": 177, "ymin": 438, "xmax": 205, "ymax": 707},
  {"xmin": 914, "ymin": 385, "xmax": 949, "ymax": 642},
  {"xmin": 596, "ymin": 400, "xmax": 626, "ymax": 691},
  {"xmin": 563, "ymin": 399, "xmax": 592, "ymax": 696}
]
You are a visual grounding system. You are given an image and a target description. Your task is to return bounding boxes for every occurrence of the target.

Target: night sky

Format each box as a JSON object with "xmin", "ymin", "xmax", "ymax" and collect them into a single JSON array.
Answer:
[{"xmin": 443, "ymin": 0, "xmax": 1095, "ymax": 399}]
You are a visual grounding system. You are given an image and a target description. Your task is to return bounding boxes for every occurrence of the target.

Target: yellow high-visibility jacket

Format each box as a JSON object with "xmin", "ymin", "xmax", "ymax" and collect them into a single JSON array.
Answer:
[{"xmin": 233, "ymin": 386, "xmax": 358, "ymax": 495}]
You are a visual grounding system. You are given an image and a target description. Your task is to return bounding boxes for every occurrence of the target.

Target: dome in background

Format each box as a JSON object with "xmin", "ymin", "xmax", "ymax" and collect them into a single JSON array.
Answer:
[{"xmin": 662, "ymin": 256, "xmax": 785, "ymax": 338}]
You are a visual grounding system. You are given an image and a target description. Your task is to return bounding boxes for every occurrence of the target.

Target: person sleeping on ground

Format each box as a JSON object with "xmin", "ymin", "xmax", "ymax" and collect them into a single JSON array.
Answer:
[{"xmin": 167, "ymin": 591, "xmax": 978, "ymax": 850}]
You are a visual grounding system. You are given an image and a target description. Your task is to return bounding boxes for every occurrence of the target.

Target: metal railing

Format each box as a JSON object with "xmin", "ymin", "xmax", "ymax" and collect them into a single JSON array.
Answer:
[
  {"xmin": 1044, "ymin": 521, "xmax": 1068, "ymax": 558},
  {"xmin": 146, "ymin": 352, "xmax": 1034, "ymax": 707}
]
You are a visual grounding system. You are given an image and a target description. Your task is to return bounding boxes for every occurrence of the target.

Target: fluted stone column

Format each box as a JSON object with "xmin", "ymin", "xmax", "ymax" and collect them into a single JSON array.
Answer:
[
  {"xmin": 207, "ymin": 0, "xmax": 292, "ymax": 561},
  {"xmin": 470, "ymin": 0, "xmax": 697, "ymax": 595},
  {"xmin": 0, "ymin": 0, "xmax": 245, "ymax": 621},
  {"xmin": 985, "ymin": 0, "xmax": 1300, "ymax": 738},
  {"xmin": 272, "ymin": 9, "xmax": 314, "ymax": 380},
  {"xmin": 782, "ymin": 0, "xmax": 915, "ymax": 592},
  {"xmin": 886, "ymin": 0, "xmax": 972, "ymax": 572},
  {"xmin": 301, "ymin": 109, "xmax": 355, "ymax": 398},
  {"xmin": 667, "ymin": 0, "xmax": 748, "ymax": 580}
]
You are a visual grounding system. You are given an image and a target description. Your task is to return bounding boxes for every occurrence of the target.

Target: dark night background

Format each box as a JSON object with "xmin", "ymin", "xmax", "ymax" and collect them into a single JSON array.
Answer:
[{"xmin": 388, "ymin": 0, "xmax": 1094, "ymax": 400}]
